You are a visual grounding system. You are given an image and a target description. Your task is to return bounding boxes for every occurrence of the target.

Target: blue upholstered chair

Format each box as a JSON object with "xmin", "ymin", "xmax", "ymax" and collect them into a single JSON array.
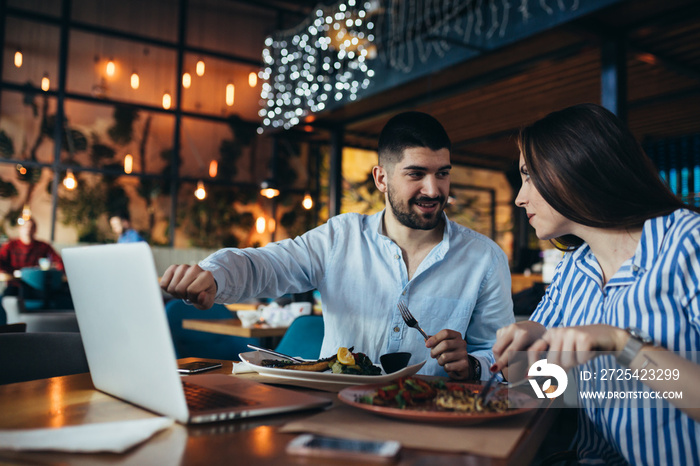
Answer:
[
  {"xmin": 275, "ymin": 314, "xmax": 324, "ymax": 360},
  {"xmin": 164, "ymin": 300, "xmax": 260, "ymax": 360},
  {"xmin": 19, "ymin": 267, "xmax": 73, "ymax": 311}
]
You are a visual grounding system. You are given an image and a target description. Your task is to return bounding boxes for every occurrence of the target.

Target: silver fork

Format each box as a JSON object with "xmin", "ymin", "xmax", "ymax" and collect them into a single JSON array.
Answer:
[
  {"xmin": 397, "ymin": 302, "xmax": 429, "ymax": 341},
  {"xmin": 479, "ymin": 374, "xmax": 549, "ymax": 406}
]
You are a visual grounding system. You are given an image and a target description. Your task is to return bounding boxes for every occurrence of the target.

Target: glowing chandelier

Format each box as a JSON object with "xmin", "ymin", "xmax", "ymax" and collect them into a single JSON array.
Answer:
[{"xmin": 259, "ymin": 0, "xmax": 378, "ymax": 132}]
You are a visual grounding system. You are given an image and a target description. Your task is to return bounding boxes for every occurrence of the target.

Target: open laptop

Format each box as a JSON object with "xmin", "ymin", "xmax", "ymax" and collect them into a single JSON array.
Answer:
[{"xmin": 62, "ymin": 242, "xmax": 331, "ymax": 424}]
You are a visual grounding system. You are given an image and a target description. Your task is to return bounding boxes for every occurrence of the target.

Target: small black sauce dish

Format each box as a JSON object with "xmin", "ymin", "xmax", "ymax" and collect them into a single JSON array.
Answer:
[{"xmin": 380, "ymin": 352, "xmax": 412, "ymax": 374}]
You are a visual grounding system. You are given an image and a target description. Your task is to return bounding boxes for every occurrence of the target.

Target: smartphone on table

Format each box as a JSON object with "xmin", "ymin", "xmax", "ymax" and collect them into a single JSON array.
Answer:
[
  {"xmin": 286, "ymin": 434, "xmax": 401, "ymax": 462},
  {"xmin": 177, "ymin": 361, "xmax": 222, "ymax": 374}
]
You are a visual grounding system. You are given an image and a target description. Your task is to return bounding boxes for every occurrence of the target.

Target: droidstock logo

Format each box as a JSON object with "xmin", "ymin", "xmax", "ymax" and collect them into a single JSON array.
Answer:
[{"xmin": 528, "ymin": 359, "xmax": 568, "ymax": 399}]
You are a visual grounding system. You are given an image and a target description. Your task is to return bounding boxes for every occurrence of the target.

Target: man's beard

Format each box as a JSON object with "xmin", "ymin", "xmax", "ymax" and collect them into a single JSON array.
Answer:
[{"xmin": 387, "ymin": 184, "xmax": 446, "ymax": 230}]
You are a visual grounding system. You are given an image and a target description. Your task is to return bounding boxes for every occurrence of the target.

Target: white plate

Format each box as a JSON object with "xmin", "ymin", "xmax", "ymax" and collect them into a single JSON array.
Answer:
[{"xmin": 238, "ymin": 351, "xmax": 426, "ymax": 386}]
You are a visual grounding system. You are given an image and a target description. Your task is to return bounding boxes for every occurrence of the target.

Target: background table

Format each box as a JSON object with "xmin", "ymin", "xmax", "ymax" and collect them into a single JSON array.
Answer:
[{"xmin": 182, "ymin": 318, "xmax": 289, "ymax": 348}]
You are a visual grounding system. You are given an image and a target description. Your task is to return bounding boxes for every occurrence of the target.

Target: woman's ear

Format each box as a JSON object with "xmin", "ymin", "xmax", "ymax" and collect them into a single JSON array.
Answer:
[{"xmin": 372, "ymin": 165, "xmax": 387, "ymax": 193}]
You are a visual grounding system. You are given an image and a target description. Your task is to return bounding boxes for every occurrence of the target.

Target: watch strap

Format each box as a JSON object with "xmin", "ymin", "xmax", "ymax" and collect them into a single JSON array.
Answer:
[
  {"xmin": 467, "ymin": 355, "xmax": 481, "ymax": 381},
  {"xmin": 616, "ymin": 327, "xmax": 652, "ymax": 367}
]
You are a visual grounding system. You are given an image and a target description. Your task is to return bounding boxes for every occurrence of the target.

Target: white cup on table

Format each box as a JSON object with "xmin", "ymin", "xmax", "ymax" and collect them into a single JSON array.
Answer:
[{"xmin": 289, "ymin": 301, "xmax": 312, "ymax": 316}]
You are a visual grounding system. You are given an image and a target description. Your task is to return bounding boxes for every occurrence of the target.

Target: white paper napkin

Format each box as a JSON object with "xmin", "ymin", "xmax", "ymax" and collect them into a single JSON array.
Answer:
[
  {"xmin": 232, "ymin": 360, "xmax": 256, "ymax": 374},
  {"xmin": 0, "ymin": 417, "xmax": 175, "ymax": 453}
]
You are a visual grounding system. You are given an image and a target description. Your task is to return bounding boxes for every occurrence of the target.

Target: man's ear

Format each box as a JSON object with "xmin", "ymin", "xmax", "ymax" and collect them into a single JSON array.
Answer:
[{"xmin": 372, "ymin": 165, "xmax": 388, "ymax": 193}]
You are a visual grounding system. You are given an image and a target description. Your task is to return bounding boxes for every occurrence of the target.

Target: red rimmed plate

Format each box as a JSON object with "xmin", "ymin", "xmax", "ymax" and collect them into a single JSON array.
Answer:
[{"xmin": 337, "ymin": 381, "xmax": 540, "ymax": 425}]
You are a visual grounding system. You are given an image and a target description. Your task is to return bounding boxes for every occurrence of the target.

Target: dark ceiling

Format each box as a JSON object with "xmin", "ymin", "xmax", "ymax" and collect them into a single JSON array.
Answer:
[{"xmin": 298, "ymin": 0, "xmax": 700, "ymax": 173}]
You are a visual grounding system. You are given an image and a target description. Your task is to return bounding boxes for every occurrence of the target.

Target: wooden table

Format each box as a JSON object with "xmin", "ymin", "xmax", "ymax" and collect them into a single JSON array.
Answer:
[
  {"xmin": 182, "ymin": 318, "xmax": 289, "ymax": 347},
  {"xmin": 0, "ymin": 360, "xmax": 560, "ymax": 465}
]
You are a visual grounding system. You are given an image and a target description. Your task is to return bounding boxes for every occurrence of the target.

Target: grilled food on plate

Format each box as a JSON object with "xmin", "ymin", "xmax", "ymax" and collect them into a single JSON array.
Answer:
[{"xmin": 261, "ymin": 347, "xmax": 381, "ymax": 375}]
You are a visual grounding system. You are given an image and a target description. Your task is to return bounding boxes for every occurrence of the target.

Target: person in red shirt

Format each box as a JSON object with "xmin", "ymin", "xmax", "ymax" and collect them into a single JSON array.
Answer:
[{"xmin": 0, "ymin": 218, "xmax": 64, "ymax": 294}]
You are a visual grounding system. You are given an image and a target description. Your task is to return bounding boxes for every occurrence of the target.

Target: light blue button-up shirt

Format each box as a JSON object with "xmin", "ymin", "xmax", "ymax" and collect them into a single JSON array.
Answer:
[{"xmin": 200, "ymin": 211, "xmax": 514, "ymax": 377}]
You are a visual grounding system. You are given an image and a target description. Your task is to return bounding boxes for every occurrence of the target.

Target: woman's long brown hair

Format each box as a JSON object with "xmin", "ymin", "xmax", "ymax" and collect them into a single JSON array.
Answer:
[{"xmin": 518, "ymin": 103, "xmax": 694, "ymax": 249}]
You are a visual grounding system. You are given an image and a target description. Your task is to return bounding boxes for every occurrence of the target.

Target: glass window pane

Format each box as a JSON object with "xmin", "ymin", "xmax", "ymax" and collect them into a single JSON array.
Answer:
[
  {"xmin": 186, "ymin": 0, "xmax": 272, "ymax": 62},
  {"xmin": 66, "ymin": 31, "xmax": 177, "ymax": 108},
  {"xmin": 174, "ymin": 181, "xmax": 258, "ymax": 249},
  {"xmin": 0, "ymin": 165, "xmax": 54, "ymax": 240},
  {"xmin": 56, "ymin": 171, "xmax": 171, "ymax": 244},
  {"xmin": 63, "ymin": 99, "xmax": 174, "ymax": 175},
  {"xmin": 71, "ymin": 0, "xmax": 177, "ymax": 43},
  {"xmin": 0, "ymin": 90, "xmax": 57, "ymax": 165},
  {"xmin": 7, "ymin": 0, "xmax": 61, "ymax": 17},
  {"xmin": 3, "ymin": 19, "xmax": 60, "ymax": 90},
  {"xmin": 179, "ymin": 117, "xmax": 260, "ymax": 182},
  {"xmin": 181, "ymin": 54, "xmax": 261, "ymax": 122}
]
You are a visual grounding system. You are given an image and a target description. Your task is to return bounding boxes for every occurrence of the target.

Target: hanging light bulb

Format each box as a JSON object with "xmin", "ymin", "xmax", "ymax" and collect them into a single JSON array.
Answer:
[
  {"xmin": 162, "ymin": 92, "xmax": 171, "ymax": 109},
  {"xmin": 248, "ymin": 71, "xmax": 257, "ymax": 87},
  {"xmin": 14, "ymin": 50, "xmax": 23, "ymax": 68},
  {"xmin": 195, "ymin": 59, "xmax": 205, "ymax": 76},
  {"xmin": 194, "ymin": 181, "xmax": 206, "ymax": 200},
  {"xmin": 63, "ymin": 170, "xmax": 77, "ymax": 190},
  {"xmin": 41, "ymin": 73, "xmax": 50, "ymax": 91},
  {"xmin": 225, "ymin": 83, "xmax": 235, "ymax": 106},
  {"xmin": 21, "ymin": 204, "xmax": 32, "ymax": 222},
  {"xmin": 302, "ymin": 193, "xmax": 314, "ymax": 210},
  {"xmin": 124, "ymin": 154, "xmax": 133, "ymax": 174},
  {"xmin": 182, "ymin": 72, "xmax": 192, "ymax": 89},
  {"xmin": 209, "ymin": 160, "xmax": 218, "ymax": 178},
  {"xmin": 106, "ymin": 58, "xmax": 115, "ymax": 77},
  {"xmin": 267, "ymin": 218, "xmax": 276, "ymax": 233},
  {"xmin": 16, "ymin": 164, "xmax": 27, "ymax": 175},
  {"xmin": 130, "ymin": 71, "xmax": 139, "ymax": 89},
  {"xmin": 260, "ymin": 180, "xmax": 279, "ymax": 199},
  {"xmin": 255, "ymin": 215, "xmax": 266, "ymax": 234}
]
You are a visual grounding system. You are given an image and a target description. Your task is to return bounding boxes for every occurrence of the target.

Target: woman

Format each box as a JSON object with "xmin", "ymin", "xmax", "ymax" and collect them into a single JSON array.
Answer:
[{"xmin": 492, "ymin": 103, "xmax": 700, "ymax": 464}]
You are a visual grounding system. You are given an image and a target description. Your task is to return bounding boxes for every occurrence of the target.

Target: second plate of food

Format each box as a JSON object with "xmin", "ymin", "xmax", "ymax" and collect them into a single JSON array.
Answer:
[
  {"xmin": 337, "ymin": 378, "xmax": 540, "ymax": 425},
  {"xmin": 238, "ymin": 350, "xmax": 426, "ymax": 386}
]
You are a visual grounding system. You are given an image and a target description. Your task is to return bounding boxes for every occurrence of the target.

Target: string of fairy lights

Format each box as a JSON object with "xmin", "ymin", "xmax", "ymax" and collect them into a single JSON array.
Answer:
[{"xmin": 259, "ymin": 0, "xmax": 583, "ymax": 131}]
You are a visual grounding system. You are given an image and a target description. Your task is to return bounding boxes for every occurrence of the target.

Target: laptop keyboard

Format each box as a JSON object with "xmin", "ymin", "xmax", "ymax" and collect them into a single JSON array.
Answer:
[{"xmin": 182, "ymin": 381, "xmax": 257, "ymax": 412}]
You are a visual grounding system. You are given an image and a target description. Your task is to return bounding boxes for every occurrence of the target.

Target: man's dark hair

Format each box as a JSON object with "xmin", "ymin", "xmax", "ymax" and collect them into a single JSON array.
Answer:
[
  {"xmin": 377, "ymin": 111, "xmax": 451, "ymax": 166},
  {"xmin": 111, "ymin": 210, "xmax": 131, "ymax": 222}
]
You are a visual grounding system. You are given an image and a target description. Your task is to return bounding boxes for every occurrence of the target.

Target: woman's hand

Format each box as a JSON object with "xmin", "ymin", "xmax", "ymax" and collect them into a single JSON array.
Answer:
[
  {"xmin": 528, "ymin": 324, "xmax": 629, "ymax": 370},
  {"xmin": 491, "ymin": 321, "xmax": 546, "ymax": 378}
]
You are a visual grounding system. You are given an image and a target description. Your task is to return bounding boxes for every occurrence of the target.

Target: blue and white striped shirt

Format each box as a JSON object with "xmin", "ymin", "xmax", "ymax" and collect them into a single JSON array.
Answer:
[{"xmin": 531, "ymin": 208, "xmax": 700, "ymax": 465}]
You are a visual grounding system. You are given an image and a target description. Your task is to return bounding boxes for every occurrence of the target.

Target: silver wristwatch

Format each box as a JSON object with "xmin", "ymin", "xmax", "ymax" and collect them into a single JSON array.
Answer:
[{"xmin": 616, "ymin": 327, "xmax": 653, "ymax": 367}]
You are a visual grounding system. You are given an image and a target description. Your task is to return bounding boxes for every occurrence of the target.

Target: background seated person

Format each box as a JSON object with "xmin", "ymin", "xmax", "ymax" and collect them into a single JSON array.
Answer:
[
  {"xmin": 161, "ymin": 111, "xmax": 514, "ymax": 380},
  {"xmin": 0, "ymin": 218, "xmax": 69, "ymax": 315},
  {"xmin": 109, "ymin": 211, "xmax": 145, "ymax": 243}
]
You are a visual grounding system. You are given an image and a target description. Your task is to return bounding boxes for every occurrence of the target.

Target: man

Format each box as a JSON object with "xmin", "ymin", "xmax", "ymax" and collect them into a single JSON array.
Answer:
[
  {"xmin": 0, "ymin": 218, "xmax": 64, "ymax": 289},
  {"xmin": 0, "ymin": 218, "xmax": 65, "ymax": 316},
  {"xmin": 161, "ymin": 111, "xmax": 514, "ymax": 379},
  {"xmin": 109, "ymin": 211, "xmax": 145, "ymax": 243}
]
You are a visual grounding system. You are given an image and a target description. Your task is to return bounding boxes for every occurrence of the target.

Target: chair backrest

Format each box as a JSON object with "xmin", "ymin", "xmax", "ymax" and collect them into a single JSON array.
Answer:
[
  {"xmin": 164, "ymin": 299, "xmax": 260, "ymax": 360},
  {"xmin": 19, "ymin": 268, "xmax": 73, "ymax": 311},
  {"xmin": 0, "ymin": 332, "xmax": 88, "ymax": 384},
  {"xmin": 275, "ymin": 314, "xmax": 324, "ymax": 360}
]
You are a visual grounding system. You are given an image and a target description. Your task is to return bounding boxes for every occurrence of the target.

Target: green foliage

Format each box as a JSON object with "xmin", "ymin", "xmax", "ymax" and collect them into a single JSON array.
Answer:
[
  {"xmin": 180, "ymin": 186, "xmax": 257, "ymax": 248},
  {"xmin": 0, "ymin": 130, "xmax": 15, "ymax": 159},
  {"xmin": 16, "ymin": 165, "xmax": 41, "ymax": 184},
  {"xmin": 217, "ymin": 139, "xmax": 240, "ymax": 180},
  {"xmin": 105, "ymin": 185, "xmax": 129, "ymax": 216},
  {"xmin": 41, "ymin": 115, "xmax": 88, "ymax": 154},
  {"xmin": 279, "ymin": 200, "xmax": 314, "ymax": 239},
  {"xmin": 226, "ymin": 115, "xmax": 256, "ymax": 146},
  {"xmin": 90, "ymin": 142, "xmax": 116, "ymax": 166},
  {"xmin": 107, "ymin": 106, "xmax": 138, "ymax": 145},
  {"xmin": 58, "ymin": 175, "xmax": 111, "ymax": 243},
  {"xmin": 0, "ymin": 177, "xmax": 18, "ymax": 197}
]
